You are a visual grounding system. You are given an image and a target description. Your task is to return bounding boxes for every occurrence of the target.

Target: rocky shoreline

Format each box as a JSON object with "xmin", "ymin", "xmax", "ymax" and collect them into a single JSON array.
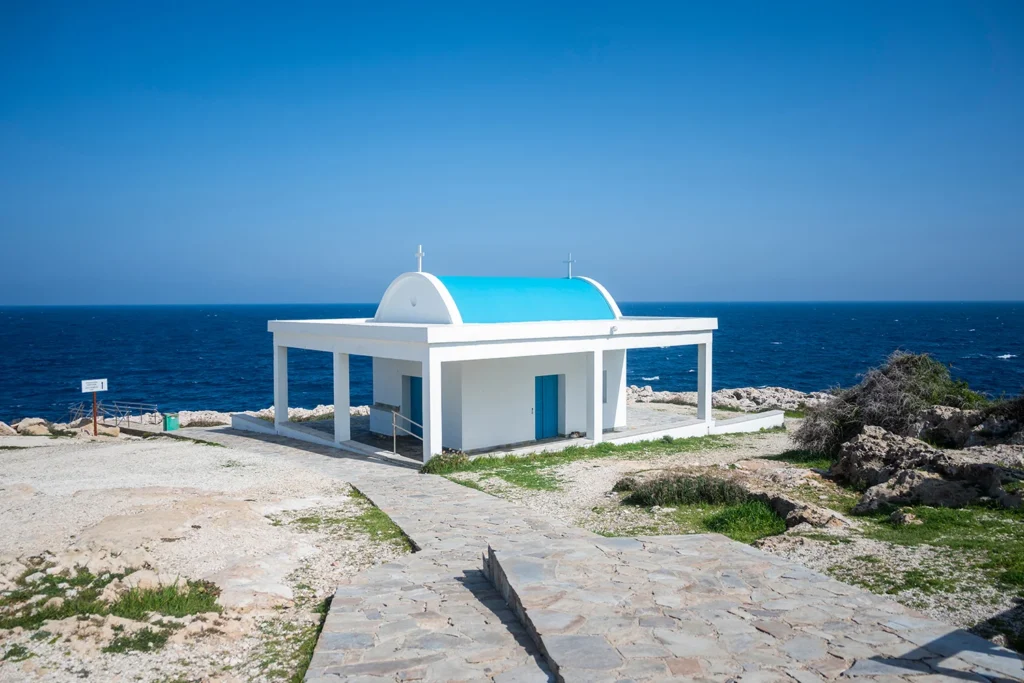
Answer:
[
  {"xmin": 626, "ymin": 384, "xmax": 833, "ymax": 412},
  {"xmin": 1, "ymin": 386, "xmax": 825, "ymax": 437}
]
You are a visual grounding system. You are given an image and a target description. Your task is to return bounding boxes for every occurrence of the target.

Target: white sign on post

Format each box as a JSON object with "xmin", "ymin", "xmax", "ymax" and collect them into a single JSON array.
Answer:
[{"xmin": 81, "ymin": 379, "xmax": 108, "ymax": 393}]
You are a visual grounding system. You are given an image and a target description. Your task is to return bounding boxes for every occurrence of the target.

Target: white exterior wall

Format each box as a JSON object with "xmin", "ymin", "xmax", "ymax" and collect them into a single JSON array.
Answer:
[
  {"xmin": 458, "ymin": 353, "xmax": 590, "ymax": 452},
  {"xmin": 370, "ymin": 357, "xmax": 419, "ymax": 433},
  {"xmin": 369, "ymin": 357, "xmax": 462, "ymax": 450}
]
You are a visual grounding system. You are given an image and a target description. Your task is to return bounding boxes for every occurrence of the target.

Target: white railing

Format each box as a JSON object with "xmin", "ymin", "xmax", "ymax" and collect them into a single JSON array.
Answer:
[{"xmin": 391, "ymin": 410, "xmax": 423, "ymax": 455}]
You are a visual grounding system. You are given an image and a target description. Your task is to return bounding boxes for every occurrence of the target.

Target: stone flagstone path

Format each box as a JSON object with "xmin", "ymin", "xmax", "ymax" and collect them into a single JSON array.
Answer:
[{"xmin": 180, "ymin": 428, "xmax": 1024, "ymax": 682}]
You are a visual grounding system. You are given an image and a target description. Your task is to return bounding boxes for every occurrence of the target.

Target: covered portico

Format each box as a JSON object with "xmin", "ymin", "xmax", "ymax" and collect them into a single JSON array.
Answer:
[
  {"xmin": 266, "ymin": 314, "xmax": 718, "ymax": 462},
  {"xmin": 238, "ymin": 270, "xmax": 785, "ymax": 462}
]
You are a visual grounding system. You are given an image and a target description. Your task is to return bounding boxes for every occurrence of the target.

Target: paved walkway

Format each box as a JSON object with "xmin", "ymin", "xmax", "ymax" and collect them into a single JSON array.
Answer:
[{"xmin": 180, "ymin": 427, "xmax": 1024, "ymax": 683}]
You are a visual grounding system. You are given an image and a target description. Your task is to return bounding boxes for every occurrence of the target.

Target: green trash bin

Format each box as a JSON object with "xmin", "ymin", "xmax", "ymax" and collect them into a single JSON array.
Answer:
[{"xmin": 163, "ymin": 413, "xmax": 179, "ymax": 432}]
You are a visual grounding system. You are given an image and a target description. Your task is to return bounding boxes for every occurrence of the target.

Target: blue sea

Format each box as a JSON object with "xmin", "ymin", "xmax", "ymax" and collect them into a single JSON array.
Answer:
[{"xmin": 1, "ymin": 303, "xmax": 1022, "ymax": 423}]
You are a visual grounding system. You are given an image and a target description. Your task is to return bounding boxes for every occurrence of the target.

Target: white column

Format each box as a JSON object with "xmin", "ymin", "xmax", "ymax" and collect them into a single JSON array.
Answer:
[
  {"xmin": 333, "ymin": 352, "xmax": 350, "ymax": 443},
  {"xmin": 422, "ymin": 354, "xmax": 443, "ymax": 462},
  {"xmin": 586, "ymin": 350, "xmax": 603, "ymax": 443},
  {"xmin": 697, "ymin": 338, "xmax": 713, "ymax": 422},
  {"xmin": 273, "ymin": 344, "xmax": 288, "ymax": 426}
]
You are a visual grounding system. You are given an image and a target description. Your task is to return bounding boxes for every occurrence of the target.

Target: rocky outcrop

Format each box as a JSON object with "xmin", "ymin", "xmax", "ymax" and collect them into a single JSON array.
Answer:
[
  {"xmin": 0, "ymin": 421, "xmax": 16, "ymax": 436},
  {"xmin": 625, "ymin": 385, "xmax": 832, "ymax": 412},
  {"xmin": 833, "ymin": 426, "xmax": 1024, "ymax": 513},
  {"xmin": 854, "ymin": 470, "xmax": 984, "ymax": 514},
  {"xmin": 904, "ymin": 405, "xmax": 1022, "ymax": 448},
  {"xmin": 750, "ymin": 491, "xmax": 852, "ymax": 529},
  {"xmin": 15, "ymin": 418, "xmax": 50, "ymax": 436},
  {"xmin": 179, "ymin": 404, "xmax": 372, "ymax": 427}
]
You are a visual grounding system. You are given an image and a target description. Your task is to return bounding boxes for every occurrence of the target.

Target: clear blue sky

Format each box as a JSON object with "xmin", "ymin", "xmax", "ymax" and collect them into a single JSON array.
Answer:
[{"xmin": 2, "ymin": 2, "xmax": 1022, "ymax": 304}]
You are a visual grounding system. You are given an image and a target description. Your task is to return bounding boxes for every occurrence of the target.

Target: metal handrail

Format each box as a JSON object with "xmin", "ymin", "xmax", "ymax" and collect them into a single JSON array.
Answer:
[
  {"xmin": 67, "ymin": 400, "xmax": 159, "ymax": 427},
  {"xmin": 391, "ymin": 410, "xmax": 423, "ymax": 455}
]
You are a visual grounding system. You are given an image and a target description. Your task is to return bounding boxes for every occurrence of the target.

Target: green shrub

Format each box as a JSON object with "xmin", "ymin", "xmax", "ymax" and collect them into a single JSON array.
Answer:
[
  {"xmin": 611, "ymin": 476, "xmax": 637, "ymax": 493},
  {"xmin": 420, "ymin": 451, "xmax": 470, "ymax": 474},
  {"xmin": 102, "ymin": 627, "xmax": 172, "ymax": 653},
  {"xmin": 795, "ymin": 351, "xmax": 989, "ymax": 456},
  {"xmin": 623, "ymin": 474, "xmax": 749, "ymax": 507}
]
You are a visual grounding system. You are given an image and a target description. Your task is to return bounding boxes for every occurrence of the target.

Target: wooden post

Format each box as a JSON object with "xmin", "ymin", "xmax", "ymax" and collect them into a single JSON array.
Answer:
[{"xmin": 92, "ymin": 391, "xmax": 98, "ymax": 436}]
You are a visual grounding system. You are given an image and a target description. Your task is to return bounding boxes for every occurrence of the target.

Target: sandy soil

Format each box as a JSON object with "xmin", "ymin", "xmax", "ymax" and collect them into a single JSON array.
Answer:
[{"xmin": 0, "ymin": 434, "xmax": 406, "ymax": 682}]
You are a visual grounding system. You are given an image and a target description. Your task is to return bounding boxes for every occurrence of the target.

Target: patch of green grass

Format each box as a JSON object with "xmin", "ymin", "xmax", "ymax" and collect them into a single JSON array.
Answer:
[
  {"xmin": 444, "ymin": 476, "xmax": 486, "ymax": 492},
  {"xmin": 0, "ymin": 445, "xmax": 28, "ymax": 450},
  {"xmin": 109, "ymin": 581, "xmax": 220, "ymax": 620},
  {"xmin": 420, "ymin": 434, "xmax": 734, "ymax": 491},
  {"xmin": 620, "ymin": 474, "xmax": 749, "ymax": 507},
  {"xmin": 861, "ymin": 505, "xmax": 1024, "ymax": 594},
  {"xmin": 784, "ymin": 409, "xmax": 807, "ymax": 419},
  {"xmin": 344, "ymin": 489, "xmax": 415, "ymax": 551},
  {"xmin": 763, "ymin": 449, "xmax": 832, "ymax": 470},
  {"xmin": 2, "ymin": 643, "xmax": 33, "ymax": 662},
  {"xmin": 703, "ymin": 500, "xmax": 788, "ymax": 544},
  {"xmin": 0, "ymin": 566, "xmax": 220, "ymax": 637},
  {"xmin": 103, "ymin": 627, "xmax": 173, "ymax": 653}
]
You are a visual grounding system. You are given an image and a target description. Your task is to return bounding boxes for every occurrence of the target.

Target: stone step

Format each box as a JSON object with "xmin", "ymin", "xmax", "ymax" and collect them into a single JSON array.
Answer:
[
  {"xmin": 484, "ymin": 534, "xmax": 1024, "ymax": 683},
  {"xmin": 304, "ymin": 551, "xmax": 553, "ymax": 682}
]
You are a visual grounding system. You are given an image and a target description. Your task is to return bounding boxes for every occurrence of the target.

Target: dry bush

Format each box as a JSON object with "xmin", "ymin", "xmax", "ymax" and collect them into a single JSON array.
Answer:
[{"xmin": 794, "ymin": 351, "xmax": 988, "ymax": 456}]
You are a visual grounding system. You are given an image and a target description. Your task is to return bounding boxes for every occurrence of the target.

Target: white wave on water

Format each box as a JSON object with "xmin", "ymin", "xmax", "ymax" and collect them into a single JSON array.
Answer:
[
  {"xmin": 770, "ymin": 341, "xmax": 782, "ymax": 345},
  {"xmin": 687, "ymin": 369, "xmax": 695, "ymax": 373},
  {"xmin": 997, "ymin": 354, "xmax": 1017, "ymax": 360},
  {"xmin": 641, "ymin": 376, "xmax": 660, "ymax": 381}
]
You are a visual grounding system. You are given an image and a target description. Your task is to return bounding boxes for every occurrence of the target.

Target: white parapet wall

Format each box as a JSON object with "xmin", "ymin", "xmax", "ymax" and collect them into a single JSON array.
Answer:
[
  {"xmin": 231, "ymin": 413, "xmax": 278, "ymax": 435},
  {"xmin": 709, "ymin": 410, "xmax": 785, "ymax": 435}
]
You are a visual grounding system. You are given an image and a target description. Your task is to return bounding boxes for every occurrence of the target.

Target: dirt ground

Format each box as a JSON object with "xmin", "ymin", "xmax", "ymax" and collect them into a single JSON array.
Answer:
[{"xmin": 0, "ymin": 434, "xmax": 407, "ymax": 682}]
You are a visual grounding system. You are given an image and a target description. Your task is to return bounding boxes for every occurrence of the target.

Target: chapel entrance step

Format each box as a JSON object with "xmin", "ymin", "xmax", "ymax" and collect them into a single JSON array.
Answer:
[{"xmin": 483, "ymin": 534, "xmax": 1024, "ymax": 683}]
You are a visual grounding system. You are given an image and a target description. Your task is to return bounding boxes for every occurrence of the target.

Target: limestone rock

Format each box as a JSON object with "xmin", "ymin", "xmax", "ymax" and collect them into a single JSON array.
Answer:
[
  {"xmin": 751, "ymin": 491, "xmax": 852, "ymax": 529},
  {"xmin": 854, "ymin": 470, "xmax": 982, "ymax": 514},
  {"xmin": 177, "ymin": 410, "xmax": 232, "ymax": 427},
  {"xmin": 121, "ymin": 569, "xmax": 186, "ymax": 591},
  {"xmin": 889, "ymin": 509, "xmax": 923, "ymax": 526},
  {"xmin": 906, "ymin": 405, "xmax": 984, "ymax": 448},
  {"xmin": 967, "ymin": 414, "xmax": 1022, "ymax": 447},
  {"xmin": 78, "ymin": 423, "xmax": 120, "ymax": 438},
  {"xmin": 0, "ymin": 421, "xmax": 16, "ymax": 436},
  {"xmin": 835, "ymin": 426, "xmax": 1023, "ymax": 512},
  {"xmin": 832, "ymin": 426, "xmax": 941, "ymax": 489},
  {"xmin": 624, "ymin": 385, "xmax": 832, "ymax": 412},
  {"xmin": 16, "ymin": 418, "xmax": 50, "ymax": 436}
]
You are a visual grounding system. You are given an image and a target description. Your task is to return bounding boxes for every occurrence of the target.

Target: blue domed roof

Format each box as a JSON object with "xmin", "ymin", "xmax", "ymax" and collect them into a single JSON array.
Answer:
[{"xmin": 436, "ymin": 276, "xmax": 618, "ymax": 324}]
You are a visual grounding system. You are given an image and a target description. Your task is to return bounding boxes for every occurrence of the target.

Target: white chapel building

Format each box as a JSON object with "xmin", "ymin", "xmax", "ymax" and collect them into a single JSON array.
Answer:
[{"xmin": 237, "ymin": 258, "xmax": 782, "ymax": 462}]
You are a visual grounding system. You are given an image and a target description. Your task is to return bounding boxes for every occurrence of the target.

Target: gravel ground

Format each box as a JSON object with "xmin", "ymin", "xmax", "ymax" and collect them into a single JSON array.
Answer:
[{"xmin": 0, "ymin": 434, "xmax": 407, "ymax": 683}]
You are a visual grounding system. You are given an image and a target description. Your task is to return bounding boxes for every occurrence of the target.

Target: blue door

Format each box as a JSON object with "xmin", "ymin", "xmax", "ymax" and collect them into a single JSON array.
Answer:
[
  {"xmin": 408, "ymin": 376, "xmax": 423, "ymax": 437},
  {"xmin": 534, "ymin": 375, "xmax": 559, "ymax": 439}
]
